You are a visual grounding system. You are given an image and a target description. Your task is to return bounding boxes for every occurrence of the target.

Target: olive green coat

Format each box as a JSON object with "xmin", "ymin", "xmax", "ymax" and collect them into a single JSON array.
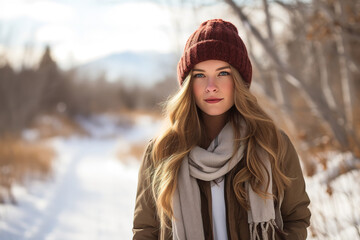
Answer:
[{"xmin": 133, "ymin": 134, "xmax": 311, "ymax": 240}]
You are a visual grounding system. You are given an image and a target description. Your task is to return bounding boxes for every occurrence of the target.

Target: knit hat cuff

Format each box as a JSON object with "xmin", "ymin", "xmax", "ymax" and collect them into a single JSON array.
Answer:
[{"xmin": 177, "ymin": 39, "xmax": 251, "ymax": 85}]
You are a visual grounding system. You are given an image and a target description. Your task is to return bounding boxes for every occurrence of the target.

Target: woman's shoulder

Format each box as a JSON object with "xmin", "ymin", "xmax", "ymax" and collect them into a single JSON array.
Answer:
[
  {"xmin": 137, "ymin": 139, "xmax": 157, "ymax": 179},
  {"xmin": 279, "ymin": 129, "xmax": 291, "ymax": 143},
  {"xmin": 145, "ymin": 139, "xmax": 155, "ymax": 155},
  {"xmin": 277, "ymin": 130, "xmax": 306, "ymax": 179},
  {"xmin": 278, "ymin": 130, "xmax": 298, "ymax": 155}
]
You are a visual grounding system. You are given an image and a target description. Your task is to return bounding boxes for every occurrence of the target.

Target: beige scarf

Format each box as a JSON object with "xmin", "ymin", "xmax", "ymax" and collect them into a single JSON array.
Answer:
[{"xmin": 172, "ymin": 121, "xmax": 283, "ymax": 240}]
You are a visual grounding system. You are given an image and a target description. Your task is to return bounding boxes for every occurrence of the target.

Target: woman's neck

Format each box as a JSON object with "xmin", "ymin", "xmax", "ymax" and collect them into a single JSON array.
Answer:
[{"xmin": 201, "ymin": 112, "xmax": 229, "ymax": 148}]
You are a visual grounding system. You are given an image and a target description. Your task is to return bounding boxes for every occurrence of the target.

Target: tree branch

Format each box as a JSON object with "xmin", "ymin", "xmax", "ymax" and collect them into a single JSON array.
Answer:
[
  {"xmin": 224, "ymin": 0, "xmax": 351, "ymax": 148},
  {"xmin": 321, "ymin": 156, "xmax": 360, "ymax": 184}
]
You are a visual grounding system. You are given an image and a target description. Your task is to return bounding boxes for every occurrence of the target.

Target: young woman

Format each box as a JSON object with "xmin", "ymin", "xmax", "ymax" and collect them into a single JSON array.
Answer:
[{"xmin": 133, "ymin": 19, "xmax": 311, "ymax": 240}]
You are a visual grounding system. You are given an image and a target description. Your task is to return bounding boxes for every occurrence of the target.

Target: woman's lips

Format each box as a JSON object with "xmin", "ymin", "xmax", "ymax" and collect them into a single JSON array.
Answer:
[{"xmin": 204, "ymin": 98, "xmax": 223, "ymax": 103}]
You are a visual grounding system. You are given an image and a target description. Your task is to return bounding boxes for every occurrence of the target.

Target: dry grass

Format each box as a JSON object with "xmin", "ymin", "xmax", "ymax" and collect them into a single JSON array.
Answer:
[
  {"xmin": 113, "ymin": 109, "xmax": 161, "ymax": 164},
  {"xmin": 117, "ymin": 142, "xmax": 147, "ymax": 164},
  {"xmin": 128, "ymin": 143, "xmax": 147, "ymax": 160},
  {"xmin": 0, "ymin": 136, "xmax": 55, "ymax": 204},
  {"xmin": 114, "ymin": 108, "xmax": 163, "ymax": 121},
  {"xmin": 30, "ymin": 113, "xmax": 88, "ymax": 139},
  {"xmin": 0, "ymin": 113, "xmax": 86, "ymax": 204}
]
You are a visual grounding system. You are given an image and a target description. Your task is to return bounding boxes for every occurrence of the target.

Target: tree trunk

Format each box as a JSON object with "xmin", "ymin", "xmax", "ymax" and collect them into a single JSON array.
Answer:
[
  {"xmin": 333, "ymin": 0, "xmax": 356, "ymax": 132},
  {"xmin": 314, "ymin": 42, "xmax": 338, "ymax": 111}
]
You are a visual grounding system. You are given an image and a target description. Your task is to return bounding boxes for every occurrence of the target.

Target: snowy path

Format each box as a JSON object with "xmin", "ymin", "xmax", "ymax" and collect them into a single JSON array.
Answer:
[{"xmin": 0, "ymin": 115, "xmax": 161, "ymax": 240}]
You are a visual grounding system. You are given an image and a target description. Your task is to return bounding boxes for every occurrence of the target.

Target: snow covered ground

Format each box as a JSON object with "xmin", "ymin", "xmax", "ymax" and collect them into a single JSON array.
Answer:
[
  {"xmin": 0, "ymin": 114, "xmax": 162, "ymax": 240},
  {"xmin": 305, "ymin": 152, "xmax": 360, "ymax": 240},
  {"xmin": 0, "ymin": 113, "xmax": 359, "ymax": 240}
]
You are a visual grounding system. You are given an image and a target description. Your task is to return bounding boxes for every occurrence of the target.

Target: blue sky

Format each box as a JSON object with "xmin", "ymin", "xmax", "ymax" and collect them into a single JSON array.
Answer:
[{"xmin": 0, "ymin": 0, "xmax": 239, "ymax": 69}]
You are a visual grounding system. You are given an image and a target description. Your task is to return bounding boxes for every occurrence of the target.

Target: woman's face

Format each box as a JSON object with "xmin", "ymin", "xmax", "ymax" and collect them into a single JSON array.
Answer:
[{"xmin": 192, "ymin": 60, "xmax": 234, "ymax": 117}]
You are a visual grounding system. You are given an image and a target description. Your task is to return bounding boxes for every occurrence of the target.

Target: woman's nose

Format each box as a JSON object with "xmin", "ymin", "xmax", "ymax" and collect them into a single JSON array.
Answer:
[{"xmin": 205, "ymin": 78, "xmax": 218, "ymax": 92}]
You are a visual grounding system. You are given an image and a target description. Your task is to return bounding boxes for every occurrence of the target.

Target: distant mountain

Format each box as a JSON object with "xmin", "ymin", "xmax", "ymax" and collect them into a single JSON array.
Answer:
[{"xmin": 75, "ymin": 51, "xmax": 179, "ymax": 87}]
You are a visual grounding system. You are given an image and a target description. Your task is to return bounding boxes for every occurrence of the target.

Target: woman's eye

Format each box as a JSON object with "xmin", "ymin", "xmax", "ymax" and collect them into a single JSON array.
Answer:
[
  {"xmin": 219, "ymin": 71, "xmax": 230, "ymax": 76},
  {"xmin": 193, "ymin": 73, "xmax": 205, "ymax": 78}
]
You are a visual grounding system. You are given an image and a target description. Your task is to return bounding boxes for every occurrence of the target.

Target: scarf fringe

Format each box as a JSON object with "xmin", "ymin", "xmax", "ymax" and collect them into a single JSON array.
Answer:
[{"xmin": 249, "ymin": 219, "xmax": 277, "ymax": 240}]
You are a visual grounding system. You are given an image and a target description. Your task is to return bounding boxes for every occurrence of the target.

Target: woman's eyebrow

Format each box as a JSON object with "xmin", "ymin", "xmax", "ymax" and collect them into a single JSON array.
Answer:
[
  {"xmin": 193, "ymin": 65, "xmax": 231, "ymax": 72},
  {"xmin": 216, "ymin": 66, "xmax": 231, "ymax": 71}
]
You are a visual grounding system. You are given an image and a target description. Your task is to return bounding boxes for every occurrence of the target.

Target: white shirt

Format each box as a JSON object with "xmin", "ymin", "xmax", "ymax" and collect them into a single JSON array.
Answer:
[{"xmin": 211, "ymin": 177, "xmax": 228, "ymax": 240}]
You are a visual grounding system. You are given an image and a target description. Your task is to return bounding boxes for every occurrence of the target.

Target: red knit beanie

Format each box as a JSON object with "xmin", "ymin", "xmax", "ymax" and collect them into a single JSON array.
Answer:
[{"xmin": 177, "ymin": 19, "xmax": 252, "ymax": 87}]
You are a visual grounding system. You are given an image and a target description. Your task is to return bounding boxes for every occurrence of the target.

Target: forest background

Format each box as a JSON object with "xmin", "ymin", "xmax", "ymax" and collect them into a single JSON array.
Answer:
[{"xmin": 0, "ymin": 0, "xmax": 359, "ymax": 239}]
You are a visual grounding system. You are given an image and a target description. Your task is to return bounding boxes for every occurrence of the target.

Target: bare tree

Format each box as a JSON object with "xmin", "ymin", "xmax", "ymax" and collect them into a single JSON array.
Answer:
[{"xmin": 223, "ymin": 0, "xmax": 360, "ymax": 169}]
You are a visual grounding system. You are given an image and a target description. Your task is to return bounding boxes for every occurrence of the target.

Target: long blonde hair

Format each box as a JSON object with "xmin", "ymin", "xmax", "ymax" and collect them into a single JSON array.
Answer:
[{"xmin": 150, "ymin": 66, "xmax": 291, "ymax": 231}]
